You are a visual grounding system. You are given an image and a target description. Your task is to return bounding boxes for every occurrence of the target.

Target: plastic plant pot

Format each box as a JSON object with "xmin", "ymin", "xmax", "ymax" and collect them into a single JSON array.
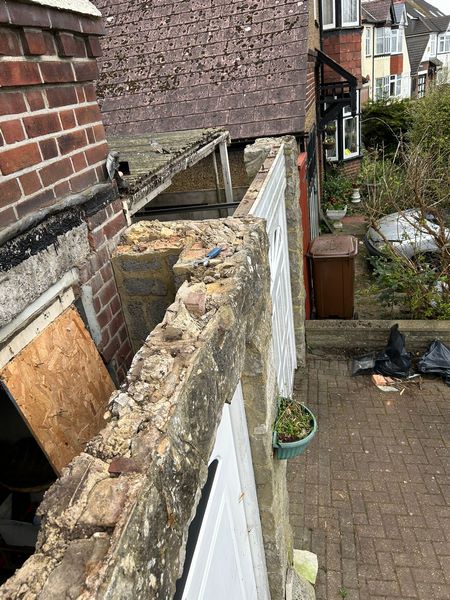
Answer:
[{"xmin": 272, "ymin": 405, "xmax": 317, "ymax": 460}]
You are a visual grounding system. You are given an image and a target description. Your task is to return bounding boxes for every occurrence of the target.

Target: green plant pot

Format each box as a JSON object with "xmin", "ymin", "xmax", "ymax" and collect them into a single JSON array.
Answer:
[{"xmin": 272, "ymin": 406, "xmax": 317, "ymax": 460}]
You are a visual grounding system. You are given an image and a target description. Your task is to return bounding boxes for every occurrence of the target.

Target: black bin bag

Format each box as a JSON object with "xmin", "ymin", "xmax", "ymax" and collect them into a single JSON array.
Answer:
[
  {"xmin": 374, "ymin": 324, "xmax": 412, "ymax": 378},
  {"xmin": 417, "ymin": 340, "xmax": 450, "ymax": 386}
]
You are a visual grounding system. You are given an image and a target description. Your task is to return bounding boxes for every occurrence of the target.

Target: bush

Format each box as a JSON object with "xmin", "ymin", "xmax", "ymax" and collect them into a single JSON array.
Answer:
[
  {"xmin": 361, "ymin": 98, "xmax": 413, "ymax": 155},
  {"xmin": 322, "ymin": 168, "xmax": 353, "ymax": 210}
]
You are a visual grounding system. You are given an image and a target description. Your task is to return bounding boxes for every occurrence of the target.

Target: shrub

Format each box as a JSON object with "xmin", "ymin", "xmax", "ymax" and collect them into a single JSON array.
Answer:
[
  {"xmin": 322, "ymin": 168, "xmax": 353, "ymax": 210},
  {"xmin": 361, "ymin": 98, "xmax": 413, "ymax": 155}
]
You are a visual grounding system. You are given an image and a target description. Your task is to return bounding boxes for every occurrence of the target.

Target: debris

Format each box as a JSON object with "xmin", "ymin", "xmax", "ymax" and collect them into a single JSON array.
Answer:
[
  {"xmin": 293, "ymin": 549, "xmax": 318, "ymax": 585},
  {"xmin": 371, "ymin": 374, "xmax": 399, "ymax": 392},
  {"xmin": 417, "ymin": 340, "xmax": 450, "ymax": 386},
  {"xmin": 374, "ymin": 324, "xmax": 412, "ymax": 379},
  {"xmin": 351, "ymin": 353, "xmax": 376, "ymax": 376}
]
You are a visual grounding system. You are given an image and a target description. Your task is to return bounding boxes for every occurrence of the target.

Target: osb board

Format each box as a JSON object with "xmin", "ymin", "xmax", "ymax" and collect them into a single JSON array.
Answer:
[{"xmin": 0, "ymin": 307, "xmax": 116, "ymax": 473}]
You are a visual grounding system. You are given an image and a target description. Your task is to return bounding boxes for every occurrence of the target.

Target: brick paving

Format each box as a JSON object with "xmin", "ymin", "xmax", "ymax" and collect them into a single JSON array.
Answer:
[{"xmin": 288, "ymin": 356, "xmax": 450, "ymax": 600}]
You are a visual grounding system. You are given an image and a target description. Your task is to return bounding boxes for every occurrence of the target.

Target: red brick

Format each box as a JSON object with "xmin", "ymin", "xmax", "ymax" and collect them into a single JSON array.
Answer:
[
  {"xmin": 19, "ymin": 171, "xmax": 41, "ymax": 195},
  {"xmin": 86, "ymin": 35, "xmax": 102, "ymax": 57},
  {"xmin": 76, "ymin": 86, "xmax": 86, "ymax": 103},
  {"xmin": 21, "ymin": 28, "xmax": 47, "ymax": 55},
  {"xmin": 95, "ymin": 163, "xmax": 108, "ymax": 182},
  {"xmin": 0, "ymin": 142, "xmax": 41, "ymax": 175},
  {"xmin": 42, "ymin": 30, "xmax": 56, "ymax": 55},
  {"xmin": 103, "ymin": 211, "xmax": 126, "ymax": 239},
  {"xmin": 57, "ymin": 129, "xmax": 87, "ymax": 154},
  {"xmin": 23, "ymin": 112, "xmax": 61, "ymax": 138},
  {"xmin": 47, "ymin": 7, "xmax": 82, "ymax": 33},
  {"xmin": 0, "ymin": 119, "xmax": 25, "ymax": 144},
  {"xmin": 0, "ymin": 206, "xmax": 17, "ymax": 226},
  {"xmin": 16, "ymin": 188, "xmax": 55, "ymax": 218},
  {"xmin": 108, "ymin": 311, "xmax": 125, "ymax": 337},
  {"xmin": 83, "ymin": 83, "xmax": 96, "ymax": 102},
  {"xmin": 0, "ymin": 26, "xmax": 22, "ymax": 55},
  {"xmin": 85, "ymin": 142, "xmax": 108, "ymax": 166},
  {"xmin": 0, "ymin": 61, "xmax": 41, "ymax": 87},
  {"xmin": 96, "ymin": 304, "xmax": 112, "ymax": 329},
  {"xmin": 0, "ymin": 178, "xmax": 21, "ymax": 208},
  {"xmin": 92, "ymin": 123, "xmax": 106, "ymax": 143},
  {"xmin": 39, "ymin": 61, "xmax": 74, "ymax": 83},
  {"xmin": 70, "ymin": 167, "xmax": 98, "ymax": 193},
  {"xmin": 6, "ymin": 1, "xmax": 51, "ymax": 28},
  {"xmin": 59, "ymin": 109, "xmax": 76, "ymax": 130},
  {"xmin": 54, "ymin": 179, "xmax": 71, "ymax": 198},
  {"xmin": 55, "ymin": 31, "xmax": 76, "ymax": 57},
  {"xmin": 102, "ymin": 333, "xmax": 120, "ymax": 363},
  {"xmin": 78, "ymin": 17, "xmax": 105, "ymax": 36},
  {"xmin": 86, "ymin": 127, "xmax": 95, "ymax": 144},
  {"xmin": 26, "ymin": 89, "xmax": 45, "ymax": 111},
  {"xmin": 39, "ymin": 138, "xmax": 58, "ymax": 160},
  {"xmin": 39, "ymin": 157, "xmax": 72, "ymax": 186},
  {"xmin": 0, "ymin": 2, "xmax": 8, "ymax": 24},
  {"xmin": 0, "ymin": 91, "xmax": 26, "ymax": 116},
  {"xmin": 73, "ymin": 60, "xmax": 98, "ymax": 82},
  {"xmin": 46, "ymin": 86, "xmax": 78, "ymax": 108},
  {"xmin": 71, "ymin": 150, "xmax": 87, "ymax": 171},
  {"xmin": 100, "ymin": 262, "xmax": 113, "ymax": 284},
  {"xmin": 109, "ymin": 294, "xmax": 121, "ymax": 317},
  {"xmin": 99, "ymin": 278, "xmax": 116, "ymax": 307},
  {"xmin": 76, "ymin": 104, "xmax": 102, "ymax": 125}
]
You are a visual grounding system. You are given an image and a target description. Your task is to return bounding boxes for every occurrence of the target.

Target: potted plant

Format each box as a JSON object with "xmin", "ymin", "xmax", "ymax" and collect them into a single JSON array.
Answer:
[
  {"xmin": 323, "ymin": 136, "xmax": 335, "ymax": 149},
  {"xmin": 272, "ymin": 397, "xmax": 317, "ymax": 459},
  {"xmin": 323, "ymin": 169, "xmax": 352, "ymax": 228},
  {"xmin": 325, "ymin": 122, "xmax": 336, "ymax": 135}
]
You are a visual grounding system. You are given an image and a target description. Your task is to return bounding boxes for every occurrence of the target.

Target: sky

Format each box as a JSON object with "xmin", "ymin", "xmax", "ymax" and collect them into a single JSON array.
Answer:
[{"xmin": 427, "ymin": 0, "xmax": 450, "ymax": 14}]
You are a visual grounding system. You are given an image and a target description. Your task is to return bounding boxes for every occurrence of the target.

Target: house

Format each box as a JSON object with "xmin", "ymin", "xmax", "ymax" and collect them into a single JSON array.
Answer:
[
  {"xmin": 404, "ymin": 0, "xmax": 450, "ymax": 97},
  {"xmin": 361, "ymin": 0, "xmax": 411, "ymax": 102}
]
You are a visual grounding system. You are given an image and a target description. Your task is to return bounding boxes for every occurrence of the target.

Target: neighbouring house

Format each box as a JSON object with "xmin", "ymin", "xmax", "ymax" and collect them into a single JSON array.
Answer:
[
  {"xmin": 404, "ymin": 0, "xmax": 450, "ymax": 97},
  {"xmin": 361, "ymin": 0, "xmax": 411, "ymax": 102}
]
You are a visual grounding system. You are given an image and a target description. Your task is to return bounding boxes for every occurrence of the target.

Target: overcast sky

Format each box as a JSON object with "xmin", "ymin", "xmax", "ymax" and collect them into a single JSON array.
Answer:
[{"xmin": 427, "ymin": 0, "xmax": 450, "ymax": 14}]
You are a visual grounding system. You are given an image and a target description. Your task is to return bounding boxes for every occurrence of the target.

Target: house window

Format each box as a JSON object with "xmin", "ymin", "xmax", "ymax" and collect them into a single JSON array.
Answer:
[
  {"xmin": 325, "ymin": 121, "xmax": 338, "ymax": 161},
  {"xmin": 322, "ymin": 0, "xmax": 335, "ymax": 29},
  {"xmin": 417, "ymin": 74, "xmax": 426, "ymax": 98},
  {"xmin": 429, "ymin": 34, "xmax": 436, "ymax": 56},
  {"xmin": 365, "ymin": 28, "xmax": 371, "ymax": 56},
  {"xmin": 343, "ymin": 102, "xmax": 359, "ymax": 158},
  {"xmin": 391, "ymin": 29, "xmax": 403, "ymax": 54},
  {"xmin": 375, "ymin": 27, "xmax": 391, "ymax": 54},
  {"xmin": 375, "ymin": 75, "xmax": 402, "ymax": 99},
  {"xmin": 342, "ymin": 0, "xmax": 359, "ymax": 27},
  {"xmin": 438, "ymin": 32, "xmax": 450, "ymax": 53}
]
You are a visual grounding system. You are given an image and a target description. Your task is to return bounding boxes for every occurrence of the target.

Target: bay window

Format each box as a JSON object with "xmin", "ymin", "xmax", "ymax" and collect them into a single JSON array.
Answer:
[
  {"xmin": 375, "ymin": 75, "xmax": 402, "ymax": 100},
  {"xmin": 391, "ymin": 29, "xmax": 403, "ymax": 54},
  {"xmin": 322, "ymin": 0, "xmax": 335, "ymax": 29},
  {"xmin": 342, "ymin": 0, "xmax": 359, "ymax": 27},
  {"xmin": 343, "ymin": 103, "xmax": 359, "ymax": 158},
  {"xmin": 438, "ymin": 32, "xmax": 450, "ymax": 53},
  {"xmin": 325, "ymin": 93, "xmax": 360, "ymax": 162},
  {"xmin": 365, "ymin": 28, "xmax": 371, "ymax": 57},
  {"xmin": 375, "ymin": 27, "xmax": 391, "ymax": 55},
  {"xmin": 321, "ymin": 0, "xmax": 359, "ymax": 29}
]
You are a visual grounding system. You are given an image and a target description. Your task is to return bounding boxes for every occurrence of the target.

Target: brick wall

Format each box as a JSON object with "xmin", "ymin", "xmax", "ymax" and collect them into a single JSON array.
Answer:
[
  {"xmin": 0, "ymin": 0, "xmax": 108, "ymax": 228},
  {"xmin": 322, "ymin": 29, "xmax": 362, "ymax": 84},
  {"xmin": 80, "ymin": 198, "xmax": 133, "ymax": 382},
  {"xmin": 0, "ymin": 0, "xmax": 132, "ymax": 382}
]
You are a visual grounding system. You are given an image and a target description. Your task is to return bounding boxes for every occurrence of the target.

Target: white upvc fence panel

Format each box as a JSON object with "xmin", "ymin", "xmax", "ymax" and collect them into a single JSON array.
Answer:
[{"xmin": 249, "ymin": 145, "xmax": 297, "ymax": 397}]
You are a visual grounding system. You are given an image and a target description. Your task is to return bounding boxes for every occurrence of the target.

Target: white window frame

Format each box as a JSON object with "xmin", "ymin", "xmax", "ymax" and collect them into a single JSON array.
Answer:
[
  {"xmin": 342, "ymin": 94, "xmax": 360, "ymax": 159},
  {"xmin": 375, "ymin": 27, "xmax": 391, "ymax": 55},
  {"xmin": 321, "ymin": 0, "xmax": 335, "ymax": 30},
  {"xmin": 390, "ymin": 74, "xmax": 402, "ymax": 97},
  {"xmin": 391, "ymin": 28, "xmax": 403, "ymax": 54},
  {"xmin": 375, "ymin": 76, "xmax": 389, "ymax": 99},
  {"xmin": 365, "ymin": 28, "xmax": 371, "ymax": 57},
  {"xmin": 341, "ymin": 0, "xmax": 359, "ymax": 27},
  {"xmin": 438, "ymin": 32, "xmax": 450, "ymax": 54},
  {"xmin": 417, "ymin": 72, "xmax": 427, "ymax": 98},
  {"xmin": 428, "ymin": 33, "xmax": 437, "ymax": 57},
  {"xmin": 325, "ymin": 120, "xmax": 338, "ymax": 162}
]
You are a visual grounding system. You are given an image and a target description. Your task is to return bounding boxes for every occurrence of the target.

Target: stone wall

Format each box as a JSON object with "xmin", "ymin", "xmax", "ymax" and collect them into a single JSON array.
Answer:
[{"xmin": 0, "ymin": 216, "xmax": 293, "ymax": 600}]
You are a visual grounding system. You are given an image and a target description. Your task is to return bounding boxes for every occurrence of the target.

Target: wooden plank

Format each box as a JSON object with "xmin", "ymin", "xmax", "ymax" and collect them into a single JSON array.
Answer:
[
  {"xmin": 219, "ymin": 141, "xmax": 234, "ymax": 204},
  {"xmin": 0, "ymin": 307, "xmax": 116, "ymax": 474}
]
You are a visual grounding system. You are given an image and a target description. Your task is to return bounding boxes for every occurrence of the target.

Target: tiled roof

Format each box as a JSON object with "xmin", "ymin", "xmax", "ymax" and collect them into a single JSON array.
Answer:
[
  {"xmin": 95, "ymin": 0, "xmax": 309, "ymax": 141},
  {"xmin": 406, "ymin": 33, "xmax": 429, "ymax": 73},
  {"xmin": 362, "ymin": 0, "xmax": 393, "ymax": 24}
]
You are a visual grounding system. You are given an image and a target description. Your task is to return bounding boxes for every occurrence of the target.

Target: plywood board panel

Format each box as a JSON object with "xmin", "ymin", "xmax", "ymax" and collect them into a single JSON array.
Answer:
[{"xmin": 0, "ymin": 307, "xmax": 116, "ymax": 473}]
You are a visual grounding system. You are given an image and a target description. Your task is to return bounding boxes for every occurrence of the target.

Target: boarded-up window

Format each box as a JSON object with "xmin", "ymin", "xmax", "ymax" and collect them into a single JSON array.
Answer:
[{"xmin": 0, "ymin": 307, "xmax": 115, "ymax": 473}]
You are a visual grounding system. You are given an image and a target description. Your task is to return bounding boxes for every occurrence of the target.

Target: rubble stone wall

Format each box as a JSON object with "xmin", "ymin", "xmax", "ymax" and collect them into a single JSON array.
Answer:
[{"xmin": 0, "ymin": 216, "xmax": 292, "ymax": 600}]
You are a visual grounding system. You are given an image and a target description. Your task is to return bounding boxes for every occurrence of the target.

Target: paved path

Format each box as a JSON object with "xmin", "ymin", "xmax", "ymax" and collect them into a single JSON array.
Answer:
[{"xmin": 288, "ymin": 356, "xmax": 450, "ymax": 600}]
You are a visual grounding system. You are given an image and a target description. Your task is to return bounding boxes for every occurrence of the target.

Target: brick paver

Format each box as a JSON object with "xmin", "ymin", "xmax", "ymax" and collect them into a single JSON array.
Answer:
[{"xmin": 288, "ymin": 356, "xmax": 450, "ymax": 600}]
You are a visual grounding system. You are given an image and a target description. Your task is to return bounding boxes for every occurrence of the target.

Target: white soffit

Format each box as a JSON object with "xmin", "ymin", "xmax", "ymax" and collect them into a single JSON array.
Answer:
[{"xmin": 25, "ymin": 0, "xmax": 101, "ymax": 17}]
